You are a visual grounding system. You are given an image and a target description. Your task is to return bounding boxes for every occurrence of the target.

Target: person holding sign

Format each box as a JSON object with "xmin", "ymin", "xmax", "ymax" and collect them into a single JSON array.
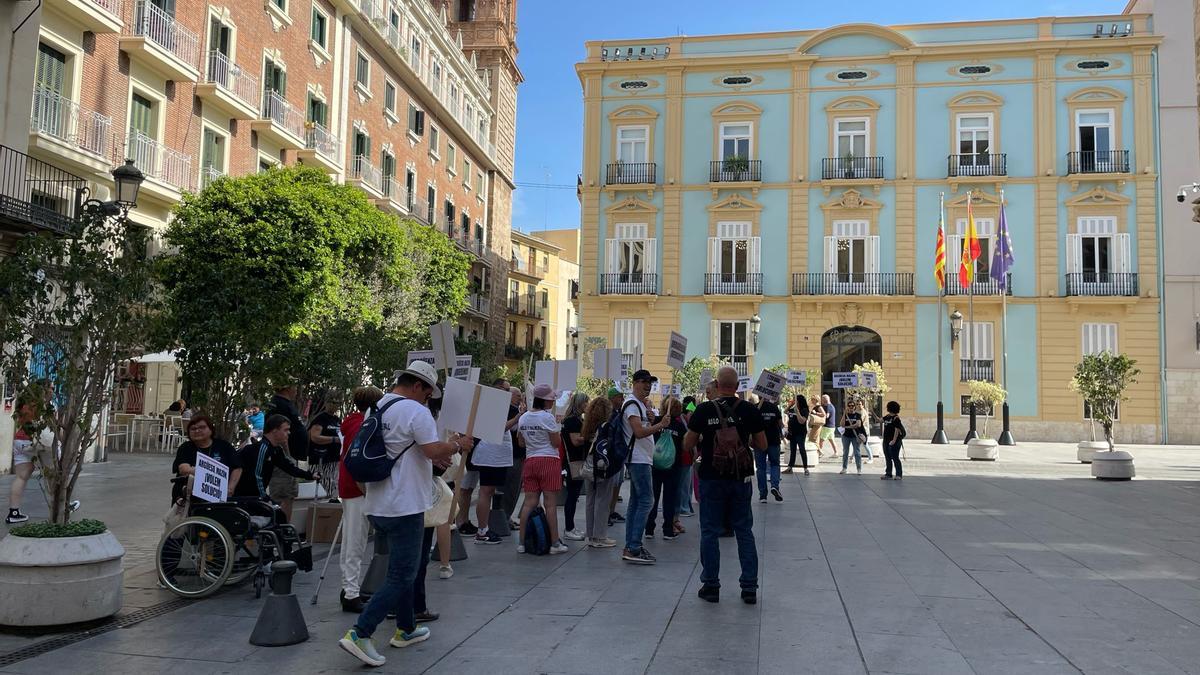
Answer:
[
  {"xmin": 622, "ymin": 370, "xmax": 671, "ymax": 566},
  {"xmin": 339, "ymin": 362, "xmax": 472, "ymax": 668},
  {"xmin": 783, "ymin": 395, "xmax": 810, "ymax": 475},
  {"xmin": 753, "ymin": 395, "xmax": 785, "ymax": 504},
  {"xmin": 516, "ymin": 383, "xmax": 570, "ymax": 555},
  {"xmin": 171, "ymin": 416, "xmax": 242, "ymax": 504},
  {"xmin": 234, "ymin": 415, "xmax": 318, "ymax": 506},
  {"xmin": 839, "ymin": 400, "xmax": 866, "ymax": 475}
]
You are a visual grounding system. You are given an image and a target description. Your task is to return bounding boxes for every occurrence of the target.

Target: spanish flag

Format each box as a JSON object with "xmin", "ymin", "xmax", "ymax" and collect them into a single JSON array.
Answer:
[
  {"xmin": 933, "ymin": 194, "xmax": 946, "ymax": 292},
  {"xmin": 959, "ymin": 194, "xmax": 981, "ymax": 288}
]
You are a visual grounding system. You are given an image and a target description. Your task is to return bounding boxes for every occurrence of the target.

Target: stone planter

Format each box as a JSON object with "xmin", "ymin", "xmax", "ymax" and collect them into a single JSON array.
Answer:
[
  {"xmin": 967, "ymin": 438, "xmax": 999, "ymax": 461},
  {"xmin": 0, "ymin": 531, "xmax": 124, "ymax": 626},
  {"xmin": 1077, "ymin": 441, "xmax": 1108, "ymax": 464},
  {"xmin": 1091, "ymin": 450, "xmax": 1135, "ymax": 480}
]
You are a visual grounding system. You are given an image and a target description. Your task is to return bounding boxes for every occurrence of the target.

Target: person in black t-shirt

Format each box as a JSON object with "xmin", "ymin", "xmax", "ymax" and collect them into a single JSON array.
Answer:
[
  {"xmin": 784, "ymin": 395, "xmax": 810, "ymax": 474},
  {"xmin": 265, "ymin": 384, "xmax": 310, "ymax": 519},
  {"xmin": 754, "ymin": 396, "xmax": 784, "ymax": 503},
  {"xmin": 647, "ymin": 397, "xmax": 686, "ymax": 539},
  {"xmin": 881, "ymin": 400, "xmax": 907, "ymax": 480},
  {"xmin": 171, "ymin": 415, "xmax": 242, "ymax": 503},
  {"xmin": 307, "ymin": 398, "xmax": 342, "ymax": 501},
  {"xmin": 683, "ymin": 367, "xmax": 767, "ymax": 605},
  {"xmin": 560, "ymin": 392, "xmax": 590, "ymax": 541},
  {"xmin": 235, "ymin": 414, "xmax": 317, "ymax": 511}
]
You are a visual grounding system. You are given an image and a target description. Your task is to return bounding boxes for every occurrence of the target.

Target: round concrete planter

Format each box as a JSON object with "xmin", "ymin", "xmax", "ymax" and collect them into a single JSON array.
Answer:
[
  {"xmin": 0, "ymin": 530, "xmax": 124, "ymax": 626},
  {"xmin": 1091, "ymin": 450, "xmax": 1136, "ymax": 480},
  {"xmin": 967, "ymin": 438, "xmax": 999, "ymax": 461},
  {"xmin": 1077, "ymin": 441, "xmax": 1109, "ymax": 464}
]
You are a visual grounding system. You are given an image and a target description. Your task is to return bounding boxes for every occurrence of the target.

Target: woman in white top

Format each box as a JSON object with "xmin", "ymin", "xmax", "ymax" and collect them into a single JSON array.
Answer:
[{"xmin": 516, "ymin": 383, "xmax": 568, "ymax": 554}]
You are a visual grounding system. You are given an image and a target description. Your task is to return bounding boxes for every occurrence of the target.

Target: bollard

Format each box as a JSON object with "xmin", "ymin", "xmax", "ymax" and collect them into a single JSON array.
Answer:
[
  {"xmin": 487, "ymin": 492, "xmax": 511, "ymax": 537},
  {"xmin": 359, "ymin": 533, "xmax": 389, "ymax": 597},
  {"xmin": 249, "ymin": 561, "xmax": 309, "ymax": 647},
  {"xmin": 431, "ymin": 526, "xmax": 469, "ymax": 562}
]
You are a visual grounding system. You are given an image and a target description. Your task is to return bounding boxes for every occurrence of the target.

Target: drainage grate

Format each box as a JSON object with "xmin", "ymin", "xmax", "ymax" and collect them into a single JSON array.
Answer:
[{"xmin": 0, "ymin": 597, "xmax": 193, "ymax": 667}]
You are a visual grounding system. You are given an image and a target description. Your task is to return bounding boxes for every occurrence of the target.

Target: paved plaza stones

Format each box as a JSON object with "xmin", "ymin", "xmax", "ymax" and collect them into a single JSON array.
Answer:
[{"xmin": 2, "ymin": 444, "xmax": 1200, "ymax": 674}]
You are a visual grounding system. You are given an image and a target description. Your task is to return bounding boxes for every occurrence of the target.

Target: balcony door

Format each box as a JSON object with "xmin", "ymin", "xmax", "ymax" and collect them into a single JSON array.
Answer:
[
  {"xmin": 948, "ymin": 218, "xmax": 994, "ymax": 286},
  {"xmin": 201, "ymin": 127, "xmax": 224, "ymax": 183},
  {"xmin": 959, "ymin": 321, "xmax": 995, "ymax": 383},
  {"xmin": 835, "ymin": 118, "xmax": 868, "ymax": 159},
  {"xmin": 1067, "ymin": 217, "xmax": 1128, "ymax": 292},
  {"xmin": 263, "ymin": 58, "xmax": 285, "ymax": 96},
  {"xmin": 1076, "ymin": 109, "xmax": 1113, "ymax": 171},
  {"xmin": 709, "ymin": 222, "xmax": 759, "ymax": 292},
  {"xmin": 720, "ymin": 123, "xmax": 751, "ymax": 160},
  {"xmin": 956, "ymin": 114, "xmax": 992, "ymax": 170},
  {"xmin": 616, "ymin": 125, "xmax": 648, "ymax": 164},
  {"xmin": 714, "ymin": 321, "xmax": 749, "ymax": 375},
  {"xmin": 824, "ymin": 221, "xmax": 878, "ymax": 291},
  {"xmin": 605, "ymin": 223, "xmax": 656, "ymax": 292},
  {"xmin": 128, "ymin": 93, "xmax": 156, "ymax": 175},
  {"xmin": 33, "ymin": 43, "xmax": 67, "ymax": 138}
]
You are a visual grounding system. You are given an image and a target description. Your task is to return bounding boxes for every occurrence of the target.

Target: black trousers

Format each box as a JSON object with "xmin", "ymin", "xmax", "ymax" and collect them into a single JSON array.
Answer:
[
  {"xmin": 563, "ymin": 477, "xmax": 584, "ymax": 531},
  {"xmin": 412, "ymin": 526, "xmax": 434, "ymax": 613},
  {"xmin": 787, "ymin": 437, "xmax": 809, "ymax": 468},
  {"xmin": 647, "ymin": 466, "xmax": 681, "ymax": 535},
  {"xmin": 884, "ymin": 443, "xmax": 903, "ymax": 477}
]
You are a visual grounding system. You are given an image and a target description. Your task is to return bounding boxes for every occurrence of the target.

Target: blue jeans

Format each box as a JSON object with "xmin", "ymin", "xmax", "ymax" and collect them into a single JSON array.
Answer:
[
  {"xmin": 698, "ymin": 478, "xmax": 758, "ymax": 591},
  {"xmin": 754, "ymin": 445, "xmax": 781, "ymax": 498},
  {"xmin": 677, "ymin": 464, "xmax": 694, "ymax": 515},
  {"xmin": 354, "ymin": 513, "xmax": 424, "ymax": 638},
  {"xmin": 624, "ymin": 463, "xmax": 653, "ymax": 551},
  {"xmin": 841, "ymin": 434, "xmax": 863, "ymax": 471}
]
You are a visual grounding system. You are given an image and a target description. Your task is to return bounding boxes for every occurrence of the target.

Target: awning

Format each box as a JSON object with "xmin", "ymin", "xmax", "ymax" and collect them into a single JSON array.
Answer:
[{"xmin": 132, "ymin": 351, "xmax": 178, "ymax": 363}]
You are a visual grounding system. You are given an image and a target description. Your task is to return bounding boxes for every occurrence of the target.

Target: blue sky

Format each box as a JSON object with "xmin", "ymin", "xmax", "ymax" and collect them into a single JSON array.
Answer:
[{"xmin": 509, "ymin": 0, "xmax": 1127, "ymax": 231}]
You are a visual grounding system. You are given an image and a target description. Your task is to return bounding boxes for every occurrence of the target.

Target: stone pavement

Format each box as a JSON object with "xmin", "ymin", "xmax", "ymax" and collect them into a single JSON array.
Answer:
[{"xmin": 2, "ymin": 442, "xmax": 1200, "ymax": 674}]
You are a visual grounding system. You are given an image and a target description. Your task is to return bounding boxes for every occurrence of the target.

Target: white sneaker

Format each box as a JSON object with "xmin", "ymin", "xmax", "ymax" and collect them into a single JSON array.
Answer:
[
  {"xmin": 867, "ymin": 458, "xmax": 874, "ymax": 464},
  {"xmin": 563, "ymin": 529, "xmax": 585, "ymax": 541},
  {"xmin": 550, "ymin": 541, "xmax": 569, "ymax": 555},
  {"xmin": 589, "ymin": 537, "xmax": 616, "ymax": 548},
  {"xmin": 516, "ymin": 544, "xmax": 525, "ymax": 554},
  {"xmin": 839, "ymin": 468, "xmax": 847, "ymax": 474},
  {"xmin": 438, "ymin": 565, "xmax": 454, "ymax": 580}
]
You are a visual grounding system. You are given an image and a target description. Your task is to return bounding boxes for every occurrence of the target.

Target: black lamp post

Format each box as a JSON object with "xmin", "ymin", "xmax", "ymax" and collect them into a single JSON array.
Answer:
[
  {"xmin": 84, "ymin": 159, "xmax": 144, "ymax": 218},
  {"xmin": 934, "ymin": 309, "xmax": 963, "ymax": 445}
]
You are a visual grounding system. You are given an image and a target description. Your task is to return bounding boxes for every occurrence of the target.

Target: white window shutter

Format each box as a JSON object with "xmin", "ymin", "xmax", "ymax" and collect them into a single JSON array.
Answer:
[
  {"xmin": 980, "ymin": 323, "xmax": 994, "ymax": 359},
  {"xmin": 824, "ymin": 236, "xmax": 837, "ymax": 274},
  {"xmin": 975, "ymin": 218, "xmax": 995, "ymax": 237},
  {"xmin": 749, "ymin": 237, "xmax": 761, "ymax": 273},
  {"xmin": 644, "ymin": 238, "xmax": 658, "ymax": 274},
  {"xmin": 1070, "ymin": 232, "xmax": 1085, "ymax": 274},
  {"xmin": 605, "ymin": 239, "xmax": 618, "ymax": 273},
  {"xmin": 709, "ymin": 237, "xmax": 720, "ymax": 274},
  {"xmin": 867, "ymin": 236, "xmax": 880, "ymax": 273},
  {"xmin": 946, "ymin": 234, "xmax": 961, "ymax": 285},
  {"xmin": 1113, "ymin": 233, "xmax": 1131, "ymax": 273}
]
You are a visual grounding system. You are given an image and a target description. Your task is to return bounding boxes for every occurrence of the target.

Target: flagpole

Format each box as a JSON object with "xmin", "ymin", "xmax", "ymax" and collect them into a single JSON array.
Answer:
[
  {"xmin": 933, "ymin": 192, "xmax": 948, "ymax": 444},
  {"xmin": 964, "ymin": 191, "xmax": 978, "ymax": 443},
  {"xmin": 998, "ymin": 189, "xmax": 1016, "ymax": 446}
]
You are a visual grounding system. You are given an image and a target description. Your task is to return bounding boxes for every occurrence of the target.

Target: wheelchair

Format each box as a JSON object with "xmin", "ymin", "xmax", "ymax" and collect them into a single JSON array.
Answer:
[{"xmin": 157, "ymin": 477, "xmax": 313, "ymax": 599}]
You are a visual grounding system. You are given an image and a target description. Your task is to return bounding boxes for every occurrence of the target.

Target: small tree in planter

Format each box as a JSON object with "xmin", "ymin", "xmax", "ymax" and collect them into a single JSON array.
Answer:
[
  {"xmin": 966, "ymin": 380, "xmax": 1007, "ymax": 439},
  {"xmin": 846, "ymin": 361, "xmax": 890, "ymax": 424},
  {"xmin": 842, "ymin": 151, "xmax": 857, "ymax": 179},
  {"xmin": 722, "ymin": 155, "xmax": 750, "ymax": 180},
  {"xmin": 1069, "ymin": 353, "xmax": 1140, "ymax": 453}
]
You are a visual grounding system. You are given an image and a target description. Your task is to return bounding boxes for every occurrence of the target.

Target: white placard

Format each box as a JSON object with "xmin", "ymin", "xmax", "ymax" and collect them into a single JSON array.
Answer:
[
  {"xmin": 699, "ymin": 368, "xmax": 714, "ymax": 389},
  {"xmin": 665, "ymin": 384, "xmax": 682, "ymax": 397},
  {"xmin": 192, "ymin": 452, "xmax": 228, "ymax": 503},
  {"xmin": 406, "ymin": 350, "xmax": 435, "ymax": 367},
  {"xmin": 650, "ymin": 382, "xmax": 660, "ymax": 395},
  {"xmin": 752, "ymin": 370, "xmax": 787, "ymax": 402},
  {"xmin": 467, "ymin": 367, "xmax": 480, "ymax": 385},
  {"xmin": 439, "ymin": 377, "xmax": 511, "ymax": 443},
  {"xmin": 430, "ymin": 321, "xmax": 457, "ymax": 371},
  {"xmin": 592, "ymin": 348, "xmax": 624, "ymax": 381},
  {"xmin": 666, "ymin": 331, "xmax": 688, "ymax": 370},
  {"xmin": 450, "ymin": 355, "xmax": 473, "ymax": 380},
  {"xmin": 786, "ymin": 370, "xmax": 807, "ymax": 386},
  {"xmin": 832, "ymin": 372, "xmax": 858, "ymax": 389},
  {"xmin": 857, "ymin": 371, "xmax": 878, "ymax": 389},
  {"xmin": 736, "ymin": 376, "xmax": 751, "ymax": 393},
  {"xmin": 535, "ymin": 359, "xmax": 579, "ymax": 391}
]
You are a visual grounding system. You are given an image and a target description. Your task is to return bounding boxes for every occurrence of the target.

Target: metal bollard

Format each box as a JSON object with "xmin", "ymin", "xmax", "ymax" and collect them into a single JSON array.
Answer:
[{"xmin": 249, "ymin": 561, "xmax": 310, "ymax": 647}]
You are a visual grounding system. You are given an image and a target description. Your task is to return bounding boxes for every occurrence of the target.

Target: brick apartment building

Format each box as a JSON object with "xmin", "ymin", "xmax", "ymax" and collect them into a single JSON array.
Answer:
[{"xmin": 2, "ymin": 0, "xmax": 521, "ymax": 344}]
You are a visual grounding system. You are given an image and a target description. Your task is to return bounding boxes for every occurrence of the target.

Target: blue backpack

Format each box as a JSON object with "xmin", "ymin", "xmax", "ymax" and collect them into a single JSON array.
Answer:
[
  {"xmin": 345, "ymin": 397, "xmax": 411, "ymax": 483},
  {"xmin": 594, "ymin": 400, "xmax": 638, "ymax": 479},
  {"xmin": 523, "ymin": 506, "xmax": 551, "ymax": 555}
]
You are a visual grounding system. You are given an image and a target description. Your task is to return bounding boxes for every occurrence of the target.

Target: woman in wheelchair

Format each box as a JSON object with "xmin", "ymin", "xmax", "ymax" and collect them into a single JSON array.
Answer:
[
  {"xmin": 233, "ymin": 414, "xmax": 318, "ymax": 514},
  {"xmin": 171, "ymin": 415, "xmax": 242, "ymax": 504}
]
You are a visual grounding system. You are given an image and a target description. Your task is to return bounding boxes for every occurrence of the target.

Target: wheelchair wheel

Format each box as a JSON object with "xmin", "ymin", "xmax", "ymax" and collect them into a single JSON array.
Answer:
[{"xmin": 157, "ymin": 517, "xmax": 234, "ymax": 598}]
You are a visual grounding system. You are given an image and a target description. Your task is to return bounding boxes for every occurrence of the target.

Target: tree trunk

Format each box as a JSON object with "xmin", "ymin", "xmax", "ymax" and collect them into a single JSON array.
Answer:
[{"xmin": 1103, "ymin": 421, "xmax": 1114, "ymax": 453}]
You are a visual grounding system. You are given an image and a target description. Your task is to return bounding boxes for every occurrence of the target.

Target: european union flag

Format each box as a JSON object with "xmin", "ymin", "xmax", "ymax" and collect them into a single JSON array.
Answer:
[{"xmin": 990, "ymin": 198, "xmax": 1015, "ymax": 291}]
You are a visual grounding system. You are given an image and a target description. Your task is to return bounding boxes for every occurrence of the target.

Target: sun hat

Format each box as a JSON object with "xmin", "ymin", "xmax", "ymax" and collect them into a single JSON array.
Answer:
[
  {"xmin": 531, "ymin": 382, "xmax": 557, "ymax": 401},
  {"xmin": 395, "ymin": 361, "xmax": 442, "ymax": 399}
]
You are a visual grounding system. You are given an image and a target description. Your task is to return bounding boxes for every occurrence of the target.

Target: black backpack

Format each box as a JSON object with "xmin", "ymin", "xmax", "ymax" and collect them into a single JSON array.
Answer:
[
  {"xmin": 523, "ymin": 506, "xmax": 551, "ymax": 555},
  {"xmin": 345, "ymin": 397, "xmax": 411, "ymax": 483}
]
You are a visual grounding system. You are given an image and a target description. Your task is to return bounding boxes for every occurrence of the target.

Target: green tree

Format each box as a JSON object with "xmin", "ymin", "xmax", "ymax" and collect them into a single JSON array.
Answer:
[
  {"xmin": 966, "ymin": 380, "xmax": 1007, "ymax": 439},
  {"xmin": 846, "ymin": 360, "xmax": 890, "ymax": 426},
  {"xmin": 674, "ymin": 355, "xmax": 722, "ymax": 397},
  {"xmin": 1069, "ymin": 352, "xmax": 1140, "ymax": 452},
  {"xmin": 0, "ymin": 211, "xmax": 160, "ymax": 523},
  {"xmin": 762, "ymin": 364, "xmax": 819, "ymax": 409}
]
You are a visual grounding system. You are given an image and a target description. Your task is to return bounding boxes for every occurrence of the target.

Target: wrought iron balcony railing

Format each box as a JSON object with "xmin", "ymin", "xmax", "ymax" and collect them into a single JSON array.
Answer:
[
  {"xmin": 709, "ymin": 159, "xmax": 761, "ymax": 183},
  {"xmin": 960, "ymin": 360, "xmax": 995, "ymax": 382},
  {"xmin": 30, "ymin": 86, "xmax": 112, "ymax": 158},
  {"xmin": 0, "ymin": 144, "xmax": 86, "ymax": 235},
  {"xmin": 1067, "ymin": 150, "xmax": 1130, "ymax": 174},
  {"xmin": 604, "ymin": 162, "xmax": 656, "ymax": 185},
  {"xmin": 944, "ymin": 272, "xmax": 1012, "ymax": 296},
  {"xmin": 948, "ymin": 153, "xmax": 1007, "ymax": 177},
  {"xmin": 132, "ymin": 0, "xmax": 199, "ymax": 69},
  {"xmin": 599, "ymin": 273, "xmax": 658, "ymax": 295},
  {"xmin": 792, "ymin": 273, "xmax": 914, "ymax": 296},
  {"xmin": 205, "ymin": 50, "xmax": 258, "ymax": 111},
  {"xmin": 821, "ymin": 156, "xmax": 884, "ymax": 180},
  {"xmin": 705, "ymin": 273, "xmax": 763, "ymax": 295},
  {"xmin": 1064, "ymin": 272, "xmax": 1139, "ymax": 297}
]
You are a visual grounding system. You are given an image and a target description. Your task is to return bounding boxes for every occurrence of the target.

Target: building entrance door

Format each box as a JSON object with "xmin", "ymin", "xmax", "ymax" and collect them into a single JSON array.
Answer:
[{"xmin": 821, "ymin": 326, "xmax": 883, "ymax": 431}]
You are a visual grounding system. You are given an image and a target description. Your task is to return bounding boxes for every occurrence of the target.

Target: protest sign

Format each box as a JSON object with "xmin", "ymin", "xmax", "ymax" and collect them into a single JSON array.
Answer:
[
  {"xmin": 535, "ymin": 359, "xmax": 579, "ymax": 391},
  {"xmin": 406, "ymin": 350, "xmax": 435, "ymax": 367},
  {"xmin": 192, "ymin": 452, "xmax": 228, "ymax": 503},
  {"xmin": 430, "ymin": 321, "xmax": 457, "ymax": 371},
  {"xmin": 450, "ymin": 355, "xmax": 473, "ymax": 380},
  {"xmin": 856, "ymin": 371, "xmax": 878, "ymax": 388},
  {"xmin": 752, "ymin": 370, "xmax": 787, "ymax": 402},
  {"xmin": 786, "ymin": 370, "xmax": 807, "ymax": 386},
  {"xmin": 699, "ymin": 368, "xmax": 714, "ymax": 389},
  {"xmin": 737, "ymin": 376, "xmax": 751, "ymax": 393},
  {"xmin": 592, "ymin": 348, "xmax": 624, "ymax": 381},
  {"xmin": 439, "ymin": 377, "xmax": 511, "ymax": 443},
  {"xmin": 650, "ymin": 382, "xmax": 660, "ymax": 395},
  {"xmin": 666, "ymin": 332, "xmax": 688, "ymax": 370},
  {"xmin": 832, "ymin": 372, "xmax": 858, "ymax": 389}
]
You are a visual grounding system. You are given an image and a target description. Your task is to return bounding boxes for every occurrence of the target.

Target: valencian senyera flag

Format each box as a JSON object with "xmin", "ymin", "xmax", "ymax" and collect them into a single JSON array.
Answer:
[
  {"xmin": 990, "ymin": 195, "xmax": 1015, "ymax": 291},
  {"xmin": 934, "ymin": 196, "xmax": 947, "ymax": 292},
  {"xmin": 959, "ymin": 195, "xmax": 981, "ymax": 289}
]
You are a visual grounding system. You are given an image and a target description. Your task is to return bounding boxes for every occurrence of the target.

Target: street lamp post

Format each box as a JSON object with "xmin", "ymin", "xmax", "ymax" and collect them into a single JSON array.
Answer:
[
  {"xmin": 83, "ymin": 159, "xmax": 145, "ymax": 219},
  {"xmin": 936, "ymin": 309, "xmax": 963, "ymax": 445}
]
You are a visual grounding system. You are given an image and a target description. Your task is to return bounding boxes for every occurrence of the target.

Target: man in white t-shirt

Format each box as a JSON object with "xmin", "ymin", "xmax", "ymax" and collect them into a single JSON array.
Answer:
[
  {"xmin": 515, "ymin": 383, "xmax": 569, "ymax": 554},
  {"xmin": 339, "ymin": 361, "xmax": 471, "ymax": 668},
  {"xmin": 621, "ymin": 369, "xmax": 670, "ymax": 565}
]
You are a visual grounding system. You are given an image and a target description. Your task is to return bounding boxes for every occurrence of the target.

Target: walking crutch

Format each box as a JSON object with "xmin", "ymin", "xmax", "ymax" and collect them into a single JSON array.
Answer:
[{"xmin": 310, "ymin": 516, "xmax": 345, "ymax": 605}]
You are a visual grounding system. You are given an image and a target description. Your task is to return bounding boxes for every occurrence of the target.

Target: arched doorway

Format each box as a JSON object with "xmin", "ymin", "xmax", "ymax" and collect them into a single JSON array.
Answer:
[{"xmin": 821, "ymin": 326, "xmax": 883, "ymax": 428}]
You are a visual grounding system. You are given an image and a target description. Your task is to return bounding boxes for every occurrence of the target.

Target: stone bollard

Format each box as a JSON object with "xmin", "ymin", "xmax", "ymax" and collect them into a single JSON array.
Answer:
[
  {"xmin": 360, "ymin": 533, "xmax": 389, "ymax": 597},
  {"xmin": 431, "ymin": 527, "xmax": 469, "ymax": 562},
  {"xmin": 488, "ymin": 492, "xmax": 511, "ymax": 537},
  {"xmin": 249, "ymin": 561, "xmax": 309, "ymax": 647}
]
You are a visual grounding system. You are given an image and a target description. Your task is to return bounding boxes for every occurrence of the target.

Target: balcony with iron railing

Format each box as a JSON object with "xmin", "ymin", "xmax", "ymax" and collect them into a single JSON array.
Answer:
[
  {"xmin": 605, "ymin": 162, "xmax": 656, "ymax": 186},
  {"xmin": 200, "ymin": 165, "xmax": 223, "ymax": 189},
  {"xmin": 0, "ymin": 144, "xmax": 86, "ymax": 236},
  {"xmin": 1067, "ymin": 150, "xmax": 1130, "ymax": 175},
  {"xmin": 822, "ymin": 156, "xmax": 884, "ymax": 180},
  {"xmin": 960, "ymin": 359, "xmax": 995, "ymax": 382},
  {"xmin": 507, "ymin": 294, "xmax": 546, "ymax": 320},
  {"xmin": 466, "ymin": 293, "xmax": 490, "ymax": 316},
  {"xmin": 1064, "ymin": 273, "xmax": 1140, "ymax": 297},
  {"xmin": 50, "ymin": 0, "xmax": 124, "ymax": 33},
  {"xmin": 944, "ymin": 272, "xmax": 1012, "ymax": 296},
  {"xmin": 947, "ymin": 153, "xmax": 1007, "ymax": 178},
  {"xmin": 709, "ymin": 159, "xmax": 762, "ymax": 183},
  {"xmin": 599, "ymin": 273, "xmax": 658, "ymax": 295},
  {"xmin": 29, "ymin": 86, "xmax": 113, "ymax": 163},
  {"xmin": 253, "ymin": 91, "xmax": 306, "ymax": 148},
  {"xmin": 123, "ymin": 0, "xmax": 200, "ymax": 82},
  {"xmin": 704, "ymin": 273, "xmax": 763, "ymax": 295},
  {"xmin": 127, "ymin": 130, "xmax": 193, "ymax": 195},
  {"xmin": 199, "ymin": 50, "xmax": 259, "ymax": 119},
  {"xmin": 299, "ymin": 122, "xmax": 340, "ymax": 172},
  {"xmin": 408, "ymin": 197, "xmax": 430, "ymax": 224},
  {"xmin": 350, "ymin": 155, "xmax": 383, "ymax": 197},
  {"xmin": 792, "ymin": 273, "xmax": 914, "ymax": 296},
  {"xmin": 719, "ymin": 356, "xmax": 749, "ymax": 377}
]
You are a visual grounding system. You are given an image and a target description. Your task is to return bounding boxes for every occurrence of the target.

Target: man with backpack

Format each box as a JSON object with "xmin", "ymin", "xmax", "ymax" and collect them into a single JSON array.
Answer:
[
  {"xmin": 683, "ymin": 367, "xmax": 767, "ymax": 604},
  {"xmin": 620, "ymin": 369, "xmax": 670, "ymax": 565},
  {"xmin": 338, "ymin": 362, "xmax": 472, "ymax": 668}
]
